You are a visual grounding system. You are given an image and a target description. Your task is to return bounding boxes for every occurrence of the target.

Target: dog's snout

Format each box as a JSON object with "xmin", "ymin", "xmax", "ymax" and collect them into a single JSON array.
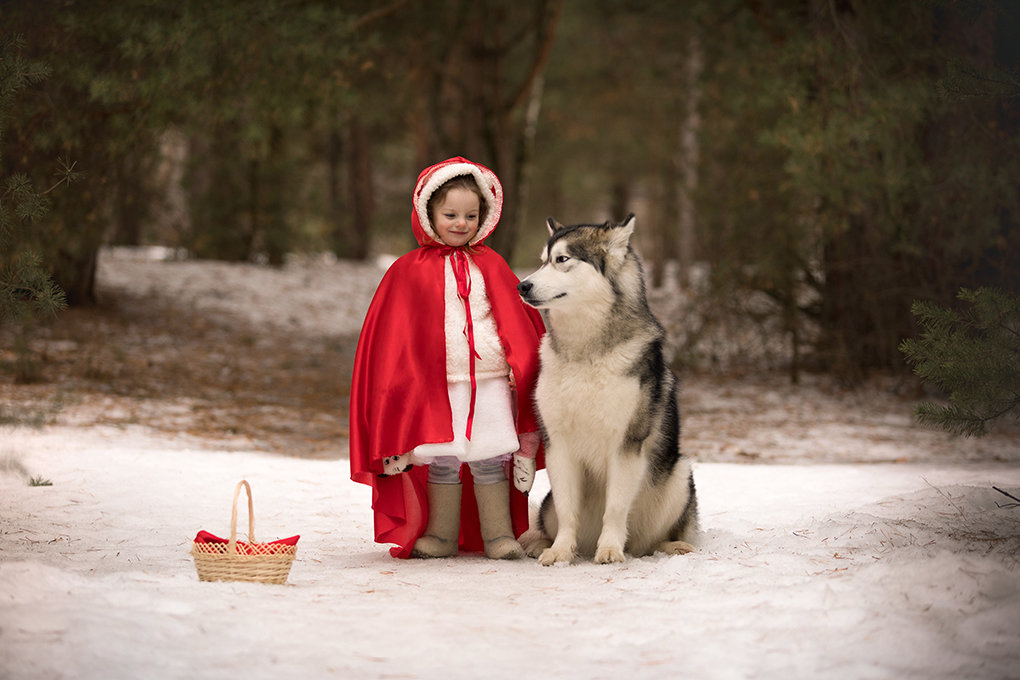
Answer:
[{"xmin": 517, "ymin": 280, "xmax": 533, "ymax": 296}]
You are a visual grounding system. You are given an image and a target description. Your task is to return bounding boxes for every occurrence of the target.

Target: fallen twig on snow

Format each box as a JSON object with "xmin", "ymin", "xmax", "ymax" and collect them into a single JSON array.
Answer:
[{"xmin": 992, "ymin": 486, "xmax": 1020, "ymax": 509}]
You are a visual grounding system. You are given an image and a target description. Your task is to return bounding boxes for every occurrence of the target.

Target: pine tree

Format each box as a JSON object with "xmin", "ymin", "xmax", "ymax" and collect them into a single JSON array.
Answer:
[
  {"xmin": 1, "ymin": 35, "xmax": 79, "ymax": 385},
  {"xmin": 900, "ymin": 288, "xmax": 1020, "ymax": 437},
  {"xmin": 0, "ymin": 36, "xmax": 73, "ymax": 326}
]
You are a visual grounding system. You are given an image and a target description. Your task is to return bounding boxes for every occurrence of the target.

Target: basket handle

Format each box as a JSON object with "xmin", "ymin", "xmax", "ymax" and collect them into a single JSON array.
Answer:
[{"xmin": 227, "ymin": 480, "xmax": 256, "ymax": 554}]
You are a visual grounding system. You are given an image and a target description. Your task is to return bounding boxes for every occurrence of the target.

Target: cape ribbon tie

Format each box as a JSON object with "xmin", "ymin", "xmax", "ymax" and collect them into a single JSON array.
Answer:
[{"xmin": 445, "ymin": 247, "xmax": 481, "ymax": 440}]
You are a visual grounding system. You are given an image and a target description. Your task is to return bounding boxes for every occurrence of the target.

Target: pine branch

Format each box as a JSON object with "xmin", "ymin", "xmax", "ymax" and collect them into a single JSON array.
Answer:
[
  {"xmin": 40, "ymin": 158, "xmax": 82, "ymax": 195},
  {"xmin": 0, "ymin": 37, "xmax": 68, "ymax": 327},
  {"xmin": 901, "ymin": 287, "xmax": 1020, "ymax": 437}
]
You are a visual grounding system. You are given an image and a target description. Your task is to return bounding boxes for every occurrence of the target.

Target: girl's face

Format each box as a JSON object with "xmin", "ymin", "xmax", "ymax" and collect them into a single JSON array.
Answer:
[{"xmin": 432, "ymin": 187, "xmax": 481, "ymax": 247}]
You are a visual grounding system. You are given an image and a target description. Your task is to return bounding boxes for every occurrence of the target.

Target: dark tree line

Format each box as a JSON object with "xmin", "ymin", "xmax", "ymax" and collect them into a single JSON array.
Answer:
[
  {"xmin": 686, "ymin": 0, "xmax": 1020, "ymax": 381},
  {"xmin": 2, "ymin": 0, "xmax": 1018, "ymax": 383}
]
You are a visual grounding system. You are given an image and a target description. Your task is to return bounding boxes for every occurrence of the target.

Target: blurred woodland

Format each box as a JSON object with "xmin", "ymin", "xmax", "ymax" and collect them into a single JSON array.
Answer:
[{"xmin": 2, "ymin": 0, "xmax": 1019, "ymax": 383}]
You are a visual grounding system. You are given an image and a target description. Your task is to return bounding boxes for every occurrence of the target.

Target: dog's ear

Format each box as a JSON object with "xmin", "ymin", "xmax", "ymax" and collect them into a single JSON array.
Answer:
[
  {"xmin": 609, "ymin": 214, "xmax": 636, "ymax": 251},
  {"xmin": 546, "ymin": 217, "xmax": 562, "ymax": 236}
]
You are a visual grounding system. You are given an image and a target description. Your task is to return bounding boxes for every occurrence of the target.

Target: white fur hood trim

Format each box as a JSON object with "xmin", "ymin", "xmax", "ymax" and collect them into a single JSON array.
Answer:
[{"xmin": 413, "ymin": 159, "xmax": 503, "ymax": 247}]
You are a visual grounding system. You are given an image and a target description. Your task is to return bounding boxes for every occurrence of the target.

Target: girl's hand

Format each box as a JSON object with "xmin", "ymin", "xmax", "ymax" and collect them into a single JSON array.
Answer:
[
  {"xmin": 379, "ymin": 453, "xmax": 413, "ymax": 477},
  {"xmin": 512, "ymin": 454, "xmax": 536, "ymax": 494},
  {"xmin": 511, "ymin": 431, "xmax": 540, "ymax": 493}
]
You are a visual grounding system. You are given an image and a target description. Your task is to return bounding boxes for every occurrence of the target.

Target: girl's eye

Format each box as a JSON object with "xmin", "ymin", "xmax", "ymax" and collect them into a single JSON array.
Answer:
[{"xmin": 555, "ymin": 255, "xmax": 570, "ymax": 264}]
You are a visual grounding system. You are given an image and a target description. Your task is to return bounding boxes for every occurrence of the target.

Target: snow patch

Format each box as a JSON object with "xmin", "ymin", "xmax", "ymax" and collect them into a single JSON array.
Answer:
[{"xmin": 2, "ymin": 429, "xmax": 1019, "ymax": 679}]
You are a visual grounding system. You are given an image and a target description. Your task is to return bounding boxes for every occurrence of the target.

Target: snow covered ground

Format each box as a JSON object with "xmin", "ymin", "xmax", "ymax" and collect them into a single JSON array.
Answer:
[
  {"xmin": 2, "ymin": 249, "xmax": 1020, "ymax": 679},
  {"xmin": 3, "ymin": 427, "xmax": 1019, "ymax": 680}
]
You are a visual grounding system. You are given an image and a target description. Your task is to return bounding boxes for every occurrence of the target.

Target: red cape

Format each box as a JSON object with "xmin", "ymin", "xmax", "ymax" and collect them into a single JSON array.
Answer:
[{"xmin": 349, "ymin": 158, "xmax": 544, "ymax": 558}]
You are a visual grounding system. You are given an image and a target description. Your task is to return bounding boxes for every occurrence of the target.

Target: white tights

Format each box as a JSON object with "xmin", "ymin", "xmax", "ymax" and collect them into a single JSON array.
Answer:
[{"xmin": 427, "ymin": 456, "xmax": 507, "ymax": 486}]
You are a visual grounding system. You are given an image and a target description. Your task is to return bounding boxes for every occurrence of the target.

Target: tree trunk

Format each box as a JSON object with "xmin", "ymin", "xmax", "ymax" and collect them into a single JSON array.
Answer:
[
  {"xmin": 326, "ymin": 125, "xmax": 347, "ymax": 255},
  {"xmin": 513, "ymin": 73, "xmax": 545, "ymax": 243},
  {"xmin": 263, "ymin": 125, "xmax": 288, "ymax": 266},
  {"xmin": 676, "ymin": 33, "xmax": 702, "ymax": 286},
  {"xmin": 346, "ymin": 115, "xmax": 373, "ymax": 260},
  {"xmin": 245, "ymin": 157, "xmax": 260, "ymax": 262},
  {"xmin": 651, "ymin": 167, "xmax": 677, "ymax": 289},
  {"xmin": 111, "ymin": 153, "xmax": 146, "ymax": 246},
  {"xmin": 54, "ymin": 239, "xmax": 98, "ymax": 307}
]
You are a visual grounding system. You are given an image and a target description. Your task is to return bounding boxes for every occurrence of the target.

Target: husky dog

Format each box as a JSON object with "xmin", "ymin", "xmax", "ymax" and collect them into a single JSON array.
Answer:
[{"xmin": 517, "ymin": 215, "xmax": 698, "ymax": 565}]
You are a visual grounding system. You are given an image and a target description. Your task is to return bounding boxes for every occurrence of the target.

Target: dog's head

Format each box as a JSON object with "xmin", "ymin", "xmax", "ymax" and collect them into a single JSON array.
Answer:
[{"xmin": 517, "ymin": 214, "xmax": 636, "ymax": 310}]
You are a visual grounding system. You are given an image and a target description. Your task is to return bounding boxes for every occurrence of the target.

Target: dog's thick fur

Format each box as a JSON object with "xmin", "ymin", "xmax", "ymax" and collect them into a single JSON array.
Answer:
[{"xmin": 517, "ymin": 215, "xmax": 698, "ymax": 565}]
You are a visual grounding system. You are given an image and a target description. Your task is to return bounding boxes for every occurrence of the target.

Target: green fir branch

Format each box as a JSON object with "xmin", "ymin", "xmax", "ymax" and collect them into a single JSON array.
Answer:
[
  {"xmin": 900, "ymin": 287, "xmax": 1020, "ymax": 437},
  {"xmin": 0, "ymin": 37, "xmax": 69, "ymax": 328}
]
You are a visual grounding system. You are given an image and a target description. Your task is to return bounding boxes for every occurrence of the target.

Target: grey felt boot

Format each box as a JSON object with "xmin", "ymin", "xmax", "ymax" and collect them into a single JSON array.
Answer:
[
  {"xmin": 474, "ymin": 480, "xmax": 523, "ymax": 560},
  {"xmin": 411, "ymin": 482, "xmax": 461, "ymax": 558}
]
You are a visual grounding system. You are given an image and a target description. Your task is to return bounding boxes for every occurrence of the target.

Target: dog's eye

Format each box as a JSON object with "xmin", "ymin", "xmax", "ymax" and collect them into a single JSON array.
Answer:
[{"xmin": 555, "ymin": 255, "xmax": 570, "ymax": 264}]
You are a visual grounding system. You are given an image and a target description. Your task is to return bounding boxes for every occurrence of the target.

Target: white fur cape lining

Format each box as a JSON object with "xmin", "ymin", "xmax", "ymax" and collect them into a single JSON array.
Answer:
[{"xmin": 414, "ymin": 162, "xmax": 503, "ymax": 247}]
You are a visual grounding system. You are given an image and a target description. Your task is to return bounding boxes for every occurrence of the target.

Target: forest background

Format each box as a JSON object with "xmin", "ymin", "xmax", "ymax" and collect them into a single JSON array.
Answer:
[{"xmin": 2, "ymin": 0, "xmax": 1019, "ymax": 387}]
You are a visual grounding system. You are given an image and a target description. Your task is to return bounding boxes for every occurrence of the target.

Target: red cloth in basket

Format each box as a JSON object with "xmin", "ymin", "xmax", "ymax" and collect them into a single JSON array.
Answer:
[{"xmin": 193, "ymin": 530, "xmax": 300, "ymax": 555}]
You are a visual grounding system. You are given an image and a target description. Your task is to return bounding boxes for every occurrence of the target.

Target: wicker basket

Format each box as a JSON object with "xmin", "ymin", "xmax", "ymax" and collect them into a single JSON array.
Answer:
[{"xmin": 191, "ymin": 480, "xmax": 298, "ymax": 585}]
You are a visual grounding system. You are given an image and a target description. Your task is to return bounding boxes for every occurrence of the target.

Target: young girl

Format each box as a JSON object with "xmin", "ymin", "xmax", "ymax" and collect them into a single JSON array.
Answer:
[{"xmin": 349, "ymin": 157, "xmax": 544, "ymax": 559}]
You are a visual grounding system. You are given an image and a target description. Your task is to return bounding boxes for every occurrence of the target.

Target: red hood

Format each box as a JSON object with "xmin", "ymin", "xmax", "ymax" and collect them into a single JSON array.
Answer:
[{"xmin": 411, "ymin": 157, "xmax": 504, "ymax": 248}]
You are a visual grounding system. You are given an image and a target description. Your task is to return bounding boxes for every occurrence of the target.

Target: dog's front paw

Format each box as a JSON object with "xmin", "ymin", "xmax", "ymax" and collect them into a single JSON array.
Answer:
[
  {"xmin": 538, "ymin": 546, "xmax": 574, "ymax": 566},
  {"xmin": 594, "ymin": 544, "xmax": 626, "ymax": 564},
  {"xmin": 523, "ymin": 537, "xmax": 552, "ymax": 559},
  {"xmin": 519, "ymin": 529, "xmax": 552, "ymax": 559}
]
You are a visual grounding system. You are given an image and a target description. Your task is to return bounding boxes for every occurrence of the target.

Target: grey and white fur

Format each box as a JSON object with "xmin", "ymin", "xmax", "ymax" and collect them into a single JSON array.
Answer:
[{"xmin": 517, "ymin": 215, "xmax": 698, "ymax": 565}]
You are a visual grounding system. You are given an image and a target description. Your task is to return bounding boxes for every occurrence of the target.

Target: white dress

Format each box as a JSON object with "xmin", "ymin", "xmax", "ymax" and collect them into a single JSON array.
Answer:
[{"xmin": 410, "ymin": 254, "xmax": 520, "ymax": 465}]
